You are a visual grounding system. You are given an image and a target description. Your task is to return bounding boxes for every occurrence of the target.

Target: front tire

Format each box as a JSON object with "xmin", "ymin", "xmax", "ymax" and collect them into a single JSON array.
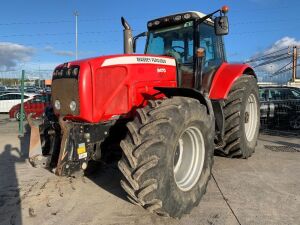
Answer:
[
  {"xmin": 217, "ymin": 75, "xmax": 260, "ymax": 158},
  {"xmin": 118, "ymin": 97, "xmax": 214, "ymax": 218}
]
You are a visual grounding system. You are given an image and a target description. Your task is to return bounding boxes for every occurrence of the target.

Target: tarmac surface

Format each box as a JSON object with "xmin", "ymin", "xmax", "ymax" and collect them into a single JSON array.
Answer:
[{"xmin": 0, "ymin": 114, "xmax": 299, "ymax": 225}]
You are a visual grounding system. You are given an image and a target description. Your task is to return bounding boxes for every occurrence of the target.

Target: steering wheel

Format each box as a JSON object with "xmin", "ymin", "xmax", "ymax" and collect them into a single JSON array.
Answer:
[{"xmin": 172, "ymin": 46, "xmax": 184, "ymax": 53}]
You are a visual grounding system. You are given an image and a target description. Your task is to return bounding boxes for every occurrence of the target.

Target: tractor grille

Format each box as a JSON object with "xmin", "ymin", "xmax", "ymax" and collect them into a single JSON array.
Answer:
[{"xmin": 51, "ymin": 78, "xmax": 80, "ymax": 116}]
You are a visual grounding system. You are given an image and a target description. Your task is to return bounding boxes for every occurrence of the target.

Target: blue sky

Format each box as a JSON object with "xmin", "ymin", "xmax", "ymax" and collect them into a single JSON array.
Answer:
[{"xmin": 0, "ymin": 0, "xmax": 299, "ymax": 78}]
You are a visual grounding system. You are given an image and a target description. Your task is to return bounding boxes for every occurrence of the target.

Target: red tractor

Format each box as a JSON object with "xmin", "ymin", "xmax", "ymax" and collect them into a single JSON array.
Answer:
[{"xmin": 29, "ymin": 6, "xmax": 260, "ymax": 218}]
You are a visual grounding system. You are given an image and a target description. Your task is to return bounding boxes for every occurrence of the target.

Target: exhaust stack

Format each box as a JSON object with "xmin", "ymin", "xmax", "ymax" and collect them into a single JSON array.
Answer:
[{"xmin": 121, "ymin": 17, "xmax": 133, "ymax": 54}]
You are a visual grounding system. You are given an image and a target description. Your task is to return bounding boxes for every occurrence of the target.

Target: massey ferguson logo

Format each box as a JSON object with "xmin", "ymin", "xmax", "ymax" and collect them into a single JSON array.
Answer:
[
  {"xmin": 157, "ymin": 68, "xmax": 166, "ymax": 73},
  {"xmin": 137, "ymin": 57, "xmax": 167, "ymax": 64}
]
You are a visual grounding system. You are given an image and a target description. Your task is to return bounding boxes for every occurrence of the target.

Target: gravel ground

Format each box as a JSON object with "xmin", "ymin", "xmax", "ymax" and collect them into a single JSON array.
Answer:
[{"xmin": 0, "ymin": 114, "xmax": 299, "ymax": 225}]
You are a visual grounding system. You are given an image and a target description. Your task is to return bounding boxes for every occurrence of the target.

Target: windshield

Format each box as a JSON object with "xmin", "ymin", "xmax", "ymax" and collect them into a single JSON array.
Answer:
[{"xmin": 146, "ymin": 21, "xmax": 194, "ymax": 64}]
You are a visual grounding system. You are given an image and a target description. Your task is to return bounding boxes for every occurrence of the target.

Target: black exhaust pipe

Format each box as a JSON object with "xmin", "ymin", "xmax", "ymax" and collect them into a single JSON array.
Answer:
[{"xmin": 121, "ymin": 17, "xmax": 133, "ymax": 54}]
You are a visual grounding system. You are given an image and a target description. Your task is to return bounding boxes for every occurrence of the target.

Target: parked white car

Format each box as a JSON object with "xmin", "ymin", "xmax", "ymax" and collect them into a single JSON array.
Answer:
[{"xmin": 0, "ymin": 93, "xmax": 36, "ymax": 113}]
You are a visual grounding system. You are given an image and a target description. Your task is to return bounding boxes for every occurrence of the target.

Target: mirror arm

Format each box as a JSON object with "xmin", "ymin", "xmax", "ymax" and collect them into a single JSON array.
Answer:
[
  {"xmin": 195, "ymin": 6, "xmax": 229, "ymax": 26},
  {"xmin": 133, "ymin": 32, "xmax": 148, "ymax": 52},
  {"xmin": 195, "ymin": 9, "xmax": 220, "ymax": 26}
]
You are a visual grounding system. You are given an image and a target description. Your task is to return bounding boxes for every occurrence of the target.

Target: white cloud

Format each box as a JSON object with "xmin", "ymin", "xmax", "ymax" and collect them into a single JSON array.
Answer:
[
  {"xmin": 248, "ymin": 37, "xmax": 299, "ymax": 82},
  {"xmin": 44, "ymin": 46, "xmax": 75, "ymax": 57},
  {"xmin": 0, "ymin": 42, "xmax": 34, "ymax": 71},
  {"xmin": 263, "ymin": 37, "xmax": 300, "ymax": 55},
  {"xmin": 54, "ymin": 50, "xmax": 75, "ymax": 57}
]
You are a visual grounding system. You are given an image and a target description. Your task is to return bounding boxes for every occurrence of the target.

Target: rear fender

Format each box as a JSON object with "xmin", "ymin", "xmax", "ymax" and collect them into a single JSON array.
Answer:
[{"xmin": 209, "ymin": 63, "xmax": 256, "ymax": 100}]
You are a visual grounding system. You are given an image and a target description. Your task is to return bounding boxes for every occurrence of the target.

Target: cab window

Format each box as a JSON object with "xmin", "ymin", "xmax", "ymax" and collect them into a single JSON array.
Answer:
[
  {"xmin": 146, "ymin": 21, "xmax": 194, "ymax": 65},
  {"xmin": 199, "ymin": 23, "xmax": 224, "ymax": 72}
]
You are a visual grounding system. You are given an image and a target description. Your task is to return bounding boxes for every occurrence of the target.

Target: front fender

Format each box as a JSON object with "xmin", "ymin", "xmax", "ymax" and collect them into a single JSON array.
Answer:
[
  {"xmin": 208, "ymin": 63, "xmax": 256, "ymax": 100},
  {"xmin": 154, "ymin": 87, "xmax": 214, "ymax": 117}
]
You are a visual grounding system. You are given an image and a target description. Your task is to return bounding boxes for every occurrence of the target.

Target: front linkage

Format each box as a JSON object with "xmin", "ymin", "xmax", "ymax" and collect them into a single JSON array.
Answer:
[
  {"xmin": 55, "ymin": 119, "xmax": 114, "ymax": 176},
  {"xmin": 29, "ymin": 116, "xmax": 114, "ymax": 176}
]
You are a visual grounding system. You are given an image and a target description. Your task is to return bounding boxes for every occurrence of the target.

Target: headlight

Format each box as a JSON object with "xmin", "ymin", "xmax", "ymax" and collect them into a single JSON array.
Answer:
[
  {"xmin": 72, "ymin": 68, "xmax": 79, "ymax": 76},
  {"xmin": 70, "ymin": 101, "xmax": 76, "ymax": 112},
  {"xmin": 67, "ymin": 68, "xmax": 72, "ymax": 76},
  {"xmin": 54, "ymin": 100, "xmax": 61, "ymax": 110}
]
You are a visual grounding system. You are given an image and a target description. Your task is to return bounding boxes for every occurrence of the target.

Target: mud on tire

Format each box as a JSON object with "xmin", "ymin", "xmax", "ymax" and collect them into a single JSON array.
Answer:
[
  {"xmin": 118, "ymin": 97, "xmax": 214, "ymax": 218},
  {"xmin": 217, "ymin": 75, "xmax": 260, "ymax": 158}
]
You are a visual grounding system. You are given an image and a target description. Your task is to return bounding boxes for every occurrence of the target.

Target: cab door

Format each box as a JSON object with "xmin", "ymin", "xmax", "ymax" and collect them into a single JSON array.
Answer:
[{"xmin": 198, "ymin": 22, "xmax": 225, "ymax": 93}]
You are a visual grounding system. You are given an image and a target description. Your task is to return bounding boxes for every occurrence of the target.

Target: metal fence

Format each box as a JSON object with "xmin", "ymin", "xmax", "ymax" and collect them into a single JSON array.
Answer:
[{"xmin": 0, "ymin": 69, "xmax": 52, "ymax": 135}]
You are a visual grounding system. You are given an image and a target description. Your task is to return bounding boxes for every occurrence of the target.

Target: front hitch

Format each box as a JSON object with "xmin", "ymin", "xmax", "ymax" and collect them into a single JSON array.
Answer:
[
  {"xmin": 29, "ymin": 113, "xmax": 114, "ymax": 176},
  {"xmin": 54, "ymin": 118, "xmax": 88, "ymax": 176}
]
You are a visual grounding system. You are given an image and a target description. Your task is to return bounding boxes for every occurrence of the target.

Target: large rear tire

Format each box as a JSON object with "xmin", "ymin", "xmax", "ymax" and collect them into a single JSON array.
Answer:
[
  {"xmin": 118, "ymin": 97, "xmax": 214, "ymax": 218},
  {"xmin": 217, "ymin": 75, "xmax": 260, "ymax": 158}
]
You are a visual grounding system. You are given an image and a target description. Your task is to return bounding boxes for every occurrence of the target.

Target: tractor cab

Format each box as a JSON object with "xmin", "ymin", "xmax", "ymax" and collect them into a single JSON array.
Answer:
[{"xmin": 131, "ymin": 7, "xmax": 229, "ymax": 90}]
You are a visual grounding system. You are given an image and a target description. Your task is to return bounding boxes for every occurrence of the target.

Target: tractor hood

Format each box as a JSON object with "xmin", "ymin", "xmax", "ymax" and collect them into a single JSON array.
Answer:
[{"xmin": 51, "ymin": 54, "xmax": 177, "ymax": 123}]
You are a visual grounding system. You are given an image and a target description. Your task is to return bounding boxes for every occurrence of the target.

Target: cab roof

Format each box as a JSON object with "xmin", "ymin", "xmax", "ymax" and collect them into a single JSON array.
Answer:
[{"xmin": 147, "ymin": 11, "xmax": 213, "ymax": 30}]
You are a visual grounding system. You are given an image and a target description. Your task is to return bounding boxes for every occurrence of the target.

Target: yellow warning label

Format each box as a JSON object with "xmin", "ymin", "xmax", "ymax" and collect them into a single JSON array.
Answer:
[{"xmin": 77, "ymin": 143, "xmax": 86, "ymax": 155}]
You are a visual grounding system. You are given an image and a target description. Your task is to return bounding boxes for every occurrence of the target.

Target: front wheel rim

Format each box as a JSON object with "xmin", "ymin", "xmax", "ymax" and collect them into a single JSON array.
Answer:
[
  {"xmin": 173, "ymin": 126, "xmax": 205, "ymax": 192},
  {"xmin": 244, "ymin": 93, "xmax": 258, "ymax": 142}
]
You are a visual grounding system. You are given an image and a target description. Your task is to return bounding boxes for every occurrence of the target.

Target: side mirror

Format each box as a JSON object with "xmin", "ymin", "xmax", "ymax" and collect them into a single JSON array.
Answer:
[{"xmin": 214, "ymin": 16, "xmax": 229, "ymax": 36}]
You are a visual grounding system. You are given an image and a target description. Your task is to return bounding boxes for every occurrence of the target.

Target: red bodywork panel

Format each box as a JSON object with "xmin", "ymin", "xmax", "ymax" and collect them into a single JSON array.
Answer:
[
  {"xmin": 209, "ymin": 63, "xmax": 255, "ymax": 100},
  {"xmin": 55, "ymin": 54, "xmax": 177, "ymax": 123},
  {"xmin": 53, "ymin": 55, "xmax": 254, "ymax": 123}
]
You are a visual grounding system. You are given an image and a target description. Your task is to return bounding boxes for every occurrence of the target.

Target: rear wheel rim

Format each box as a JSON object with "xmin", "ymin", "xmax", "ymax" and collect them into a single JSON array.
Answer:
[
  {"xmin": 245, "ymin": 93, "xmax": 258, "ymax": 142},
  {"xmin": 173, "ymin": 127, "xmax": 205, "ymax": 191}
]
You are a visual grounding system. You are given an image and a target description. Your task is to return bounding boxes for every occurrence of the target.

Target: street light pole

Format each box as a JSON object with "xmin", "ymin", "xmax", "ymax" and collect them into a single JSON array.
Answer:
[{"xmin": 74, "ymin": 11, "xmax": 79, "ymax": 60}]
